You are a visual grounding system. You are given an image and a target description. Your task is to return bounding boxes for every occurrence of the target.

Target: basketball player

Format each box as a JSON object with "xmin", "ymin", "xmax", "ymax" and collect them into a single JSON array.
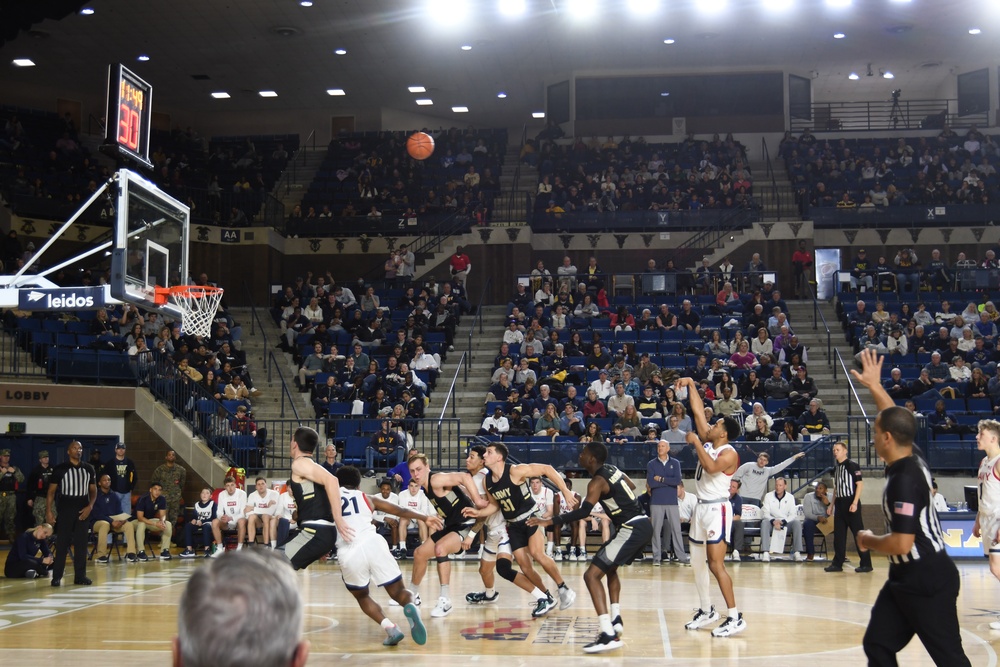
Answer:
[
  {"xmin": 462, "ymin": 442, "xmax": 578, "ymax": 617},
  {"xmin": 284, "ymin": 426, "xmax": 354, "ymax": 571},
  {"xmin": 974, "ymin": 419, "xmax": 1000, "ymax": 630},
  {"xmin": 334, "ymin": 466, "xmax": 438, "ymax": 646},
  {"xmin": 528, "ymin": 442, "xmax": 652, "ymax": 653},
  {"xmin": 462, "ymin": 445, "xmax": 513, "ymax": 605},
  {"xmin": 674, "ymin": 376, "xmax": 746, "ymax": 637},
  {"xmin": 406, "ymin": 453, "xmax": 486, "ymax": 618},
  {"xmin": 528, "ymin": 476, "xmax": 555, "ymax": 555},
  {"xmin": 851, "ymin": 348, "xmax": 971, "ymax": 665},
  {"xmin": 554, "ymin": 478, "xmax": 585, "ymax": 561}
]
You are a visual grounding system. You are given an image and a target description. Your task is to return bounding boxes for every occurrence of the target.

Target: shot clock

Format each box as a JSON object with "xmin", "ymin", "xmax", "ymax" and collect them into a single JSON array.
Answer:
[{"xmin": 102, "ymin": 63, "xmax": 153, "ymax": 168}]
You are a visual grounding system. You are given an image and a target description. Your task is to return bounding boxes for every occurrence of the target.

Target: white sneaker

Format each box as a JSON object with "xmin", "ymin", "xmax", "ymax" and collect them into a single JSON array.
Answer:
[
  {"xmin": 553, "ymin": 549, "xmax": 562, "ymax": 562},
  {"xmin": 209, "ymin": 547, "xmax": 224, "ymax": 558},
  {"xmin": 711, "ymin": 613, "xmax": 747, "ymax": 638},
  {"xmin": 557, "ymin": 586, "xmax": 576, "ymax": 610},
  {"xmin": 990, "ymin": 620, "xmax": 1000, "ymax": 631},
  {"xmin": 431, "ymin": 597, "xmax": 453, "ymax": 618},
  {"xmin": 793, "ymin": 552, "xmax": 805, "ymax": 562},
  {"xmin": 761, "ymin": 552, "xmax": 770, "ymax": 562},
  {"xmin": 685, "ymin": 606, "xmax": 721, "ymax": 630},
  {"xmin": 389, "ymin": 593, "xmax": 419, "ymax": 607},
  {"xmin": 732, "ymin": 550, "xmax": 740, "ymax": 562}
]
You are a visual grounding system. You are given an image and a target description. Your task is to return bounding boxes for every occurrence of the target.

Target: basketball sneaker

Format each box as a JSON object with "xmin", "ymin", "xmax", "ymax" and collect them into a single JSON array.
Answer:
[
  {"xmin": 383, "ymin": 625, "xmax": 405, "ymax": 646},
  {"xmin": 990, "ymin": 620, "xmax": 1000, "ymax": 631},
  {"xmin": 137, "ymin": 551, "xmax": 149, "ymax": 562},
  {"xmin": 711, "ymin": 613, "xmax": 747, "ymax": 638},
  {"xmin": 404, "ymin": 602, "xmax": 427, "ymax": 646},
  {"xmin": 583, "ymin": 632, "xmax": 623, "ymax": 653},
  {"xmin": 179, "ymin": 549, "xmax": 196, "ymax": 559},
  {"xmin": 431, "ymin": 597, "xmax": 453, "ymax": 618},
  {"xmin": 685, "ymin": 606, "xmax": 720, "ymax": 630},
  {"xmin": 761, "ymin": 551, "xmax": 770, "ymax": 562},
  {"xmin": 466, "ymin": 591, "xmax": 499, "ymax": 604},
  {"xmin": 557, "ymin": 585, "xmax": 576, "ymax": 610},
  {"xmin": 612, "ymin": 615, "xmax": 624, "ymax": 637},
  {"xmin": 553, "ymin": 549, "xmax": 562, "ymax": 562},
  {"xmin": 96, "ymin": 555, "xmax": 110, "ymax": 564},
  {"xmin": 531, "ymin": 595, "xmax": 557, "ymax": 617}
]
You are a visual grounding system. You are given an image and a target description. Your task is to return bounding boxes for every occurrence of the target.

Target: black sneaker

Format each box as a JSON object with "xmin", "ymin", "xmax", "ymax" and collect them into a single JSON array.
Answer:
[
  {"xmin": 583, "ymin": 632, "xmax": 624, "ymax": 654},
  {"xmin": 531, "ymin": 595, "xmax": 557, "ymax": 618},
  {"xmin": 466, "ymin": 591, "xmax": 486, "ymax": 604},
  {"xmin": 179, "ymin": 549, "xmax": 196, "ymax": 559},
  {"xmin": 824, "ymin": 564, "xmax": 843, "ymax": 572},
  {"xmin": 159, "ymin": 549, "xmax": 172, "ymax": 561},
  {"xmin": 137, "ymin": 551, "xmax": 149, "ymax": 562},
  {"xmin": 96, "ymin": 555, "xmax": 110, "ymax": 564},
  {"xmin": 125, "ymin": 553, "xmax": 138, "ymax": 563},
  {"xmin": 612, "ymin": 615, "xmax": 624, "ymax": 637},
  {"xmin": 855, "ymin": 565, "xmax": 874, "ymax": 573},
  {"xmin": 74, "ymin": 577, "xmax": 93, "ymax": 586},
  {"xmin": 25, "ymin": 569, "xmax": 36, "ymax": 579}
]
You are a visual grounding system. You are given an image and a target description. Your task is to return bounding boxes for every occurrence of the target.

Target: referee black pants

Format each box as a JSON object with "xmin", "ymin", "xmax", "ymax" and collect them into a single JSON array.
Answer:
[
  {"xmin": 863, "ymin": 553, "xmax": 971, "ymax": 667},
  {"xmin": 833, "ymin": 498, "xmax": 872, "ymax": 568},
  {"xmin": 52, "ymin": 500, "xmax": 89, "ymax": 582}
]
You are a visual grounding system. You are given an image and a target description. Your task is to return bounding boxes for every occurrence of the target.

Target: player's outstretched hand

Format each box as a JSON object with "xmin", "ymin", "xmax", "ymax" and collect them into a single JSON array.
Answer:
[
  {"xmin": 685, "ymin": 431, "xmax": 701, "ymax": 447},
  {"xmin": 850, "ymin": 348, "xmax": 884, "ymax": 390},
  {"xmin": 425, "ymin": 516, "xmax": 444, "ymax": 533},
  {"xmin": 462, "ymin": 506, "xmax": 480, "ymax": 519},
  {"xmin": 527, "ymin": 516, "xmax": 552, "ymax": 528}
]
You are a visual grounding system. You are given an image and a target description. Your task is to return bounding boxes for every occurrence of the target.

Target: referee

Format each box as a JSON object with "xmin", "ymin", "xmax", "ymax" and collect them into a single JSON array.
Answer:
[
  {"xmin": 46, "ymin": 440, "xmax": 97, "ymax": 587},
  {"xmin": 851, "ymin": 349, "xmax": 971, "ymax": 666},
  {"xmin": 824, "ymin": 441, "xmax": 873, "ymax": 573}
]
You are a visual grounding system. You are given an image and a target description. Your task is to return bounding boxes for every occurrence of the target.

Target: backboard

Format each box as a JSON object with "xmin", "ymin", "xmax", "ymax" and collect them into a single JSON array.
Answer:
[{"xmin": 110, "ymin": 169, "xmax": 189, "ymax": 319}]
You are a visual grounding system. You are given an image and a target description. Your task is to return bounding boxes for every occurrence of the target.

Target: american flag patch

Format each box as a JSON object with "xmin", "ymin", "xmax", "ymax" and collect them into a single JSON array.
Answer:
[{"xmin": 893, "ymin": 501, "xmax": 915, "ymax": 516}]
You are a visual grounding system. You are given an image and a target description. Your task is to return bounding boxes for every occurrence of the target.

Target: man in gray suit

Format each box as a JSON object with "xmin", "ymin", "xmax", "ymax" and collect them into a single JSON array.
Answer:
[{"xmin": 646, "ymin": 440, "xmax": 688, "ymax": 564}]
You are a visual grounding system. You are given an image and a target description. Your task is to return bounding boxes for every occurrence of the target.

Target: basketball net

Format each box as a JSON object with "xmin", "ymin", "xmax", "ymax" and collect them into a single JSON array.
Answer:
[{"xmin": 154, "ymin": 285, "xmax": 224, "ymax": 338}]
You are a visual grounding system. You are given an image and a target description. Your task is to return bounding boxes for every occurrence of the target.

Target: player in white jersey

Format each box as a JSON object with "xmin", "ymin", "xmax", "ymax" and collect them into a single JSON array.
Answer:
[
  {"xmin": 276, "ymin": 481, "xmax": 297, "ymax": 547},
  {"xmin": 555, "ymin": 479, "xmax": 585, "ymax": 561},
  {"xmin": 334, "ymin": 466, "xmax": 441, "ymax": 647},
  {"xmin": 463, "ymin": 445, "xmax": 513, "ymax": 604},
  {"xmin": 974, "ymin": 420, "xmax": 1000, "ymax": 629},
  {"xmin": 211, "ymin": 477, "xmax": 248, "ymax": 553},
  {"xmin": 675, "ymin": 377, "xmax": 746, "ymax": 638},
  {"xmin": 245, "ymin": 477, "xmax": 280, "ymax": 548},
  {"xmin": 395, "ymin": 478, "xmax": 433, "ymax": 557},
  {"xmin": 529, "ymin": 476, "xmax": 555, "ymax": 555},
  {"xmin": 372, "ymin": 479, "xmax": 400, "ymax": 546}
]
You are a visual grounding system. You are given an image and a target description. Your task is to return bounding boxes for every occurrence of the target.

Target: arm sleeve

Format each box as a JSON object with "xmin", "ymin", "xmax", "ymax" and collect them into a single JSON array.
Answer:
[{"xmin": 767, "ymin": 456, "xmax": 799, "ymax": 477}]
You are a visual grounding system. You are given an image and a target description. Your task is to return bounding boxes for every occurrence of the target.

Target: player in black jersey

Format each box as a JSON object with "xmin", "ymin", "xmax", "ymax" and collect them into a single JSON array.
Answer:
[
  {"xmin": 285, "ymin": 426, "xmax": 354, "ymax": 571},
  {"xmin": 530, "ymin": 441, "xmax": 652, "ymax": 653},
  {"xmin": 407, "ymin": 453, "xmax": 486, "ymax": 618},
  {"xmin": 463, "ymin": 442, "xmax": 578, "ymax": 618},
  {"xmin": 851, "ymin": 349, "xmax": 972, "ymax": 666}
]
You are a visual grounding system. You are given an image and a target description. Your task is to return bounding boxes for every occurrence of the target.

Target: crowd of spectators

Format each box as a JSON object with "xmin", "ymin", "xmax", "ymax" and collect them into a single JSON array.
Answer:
[{"xmin": 527, "ymin": 132, "xmax": 755, "ymax": 217}]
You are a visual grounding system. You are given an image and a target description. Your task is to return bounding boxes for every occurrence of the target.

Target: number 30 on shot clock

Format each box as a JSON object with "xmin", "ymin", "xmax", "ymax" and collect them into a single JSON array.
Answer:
[{"xmin": 104, "ymin": 63, "xmax": 153, "ymax": 168}]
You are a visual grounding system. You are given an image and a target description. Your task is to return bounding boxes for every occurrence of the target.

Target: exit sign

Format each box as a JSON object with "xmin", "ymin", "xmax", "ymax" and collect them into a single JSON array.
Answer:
[{"xmin": 8, "ymin": 422, "xmax": 26, "ymax": 434}]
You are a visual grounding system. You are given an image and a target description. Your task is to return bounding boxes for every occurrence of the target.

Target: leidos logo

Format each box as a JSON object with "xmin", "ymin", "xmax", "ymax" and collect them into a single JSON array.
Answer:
[{"xmin": 27, "ymin": 290, "xmax": 94, "ymax": 308}]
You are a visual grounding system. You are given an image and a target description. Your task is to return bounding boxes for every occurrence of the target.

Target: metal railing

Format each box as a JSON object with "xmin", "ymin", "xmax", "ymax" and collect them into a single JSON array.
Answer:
[
  {"xmin": 805, "ymin": 280, "xmax": 833, "ymax": 367},
  {"xmin": 790, "ymin": 98, "xmax": 988, "ymax": 133},
  {"xmin": 437, "ymin": 351, "xmax": 467, "ymax": 421},
  {"xmin": 243, "ymin": 282, "xmax": 300, "ymax": 420},
  {"xmin": 759, "ymin": 136, "xmax": 783, "ymax": 220},
  {"xmin": 465, "ymin": 276, "xmax": 492, "ymax": 373},
  {"xmin": 501, "ymin": 123, "xmax": 527, "ymax": 224},
  {"xmin": 273, "ymin": 128, "xmax": 316, "ymax": 198},
  {"xmin": 834, "ymin": 348, "xmax": 869, "ymax": 418}
]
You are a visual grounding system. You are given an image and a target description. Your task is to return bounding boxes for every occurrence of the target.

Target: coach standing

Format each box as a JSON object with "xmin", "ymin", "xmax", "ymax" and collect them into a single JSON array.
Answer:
[
  {"xmin": 852, "ymin": 348, "xmax": 971, "ymax": 666},
  {"xmin": 46, "ymin": 440, "xmax": 97, "ymax": 587},
  {"xmin": 646, "ymin": 440, "xmax": 688, "ymax": 565},
  {"xmin": 824, "ymin": 441, "xmax": 873, "ymax": 573}
]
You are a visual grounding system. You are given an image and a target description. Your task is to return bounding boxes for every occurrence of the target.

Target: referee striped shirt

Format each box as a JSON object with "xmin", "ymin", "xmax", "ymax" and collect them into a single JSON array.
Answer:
[
  {"xmin": 50, "ymin": 461, "xmax": 96, "ymax": 502},
  {"xmin": 834, "ymin": 457, "xmax": 863, "ymax": 501},
  {"xmin": 881, "ymin": 454, "xmax": 947, "ymax": 566}
]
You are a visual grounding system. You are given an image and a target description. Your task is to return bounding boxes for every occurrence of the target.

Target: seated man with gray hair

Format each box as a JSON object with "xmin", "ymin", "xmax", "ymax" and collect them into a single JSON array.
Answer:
[{"xmin": 174, "ymin": 548, "xmax": 309, "ymax": 667}]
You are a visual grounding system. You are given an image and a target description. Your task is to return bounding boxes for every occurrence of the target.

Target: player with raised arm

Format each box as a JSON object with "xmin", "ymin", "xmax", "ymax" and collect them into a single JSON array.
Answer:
[
  {"xmin": 675, "ymin": 376, "xmax": 746, "ymax": 637},
  {"xmin": 462, "ymin": 442, "xmax": 578, "ymax": 617},
  {"xmin": 851, "ymin": 348, "xmax": 971, "ymax": 665},
  {"xmin": 974, "ymin": 419, "xmax": 1000, "ymax": 630},
  {"xmin": 406, "ymin": 453, "xmax": 486, "ymax": 618},
  {"xmin": 462, "ymin": 445, "xmax": 514, "ymax": 605},
  {"xmin": 334, "ymin": 466, "xmax": 441, "ymax": 647},
  {"xmin": 528, "ymin": 441, "xmax": 652, "ymax": 653}
]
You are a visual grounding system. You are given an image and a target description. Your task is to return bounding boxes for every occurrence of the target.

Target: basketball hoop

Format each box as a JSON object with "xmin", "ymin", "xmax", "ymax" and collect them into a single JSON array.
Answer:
[{"xmin": 154, "ymin": 285, "xmax": 224, "ymax": 338}]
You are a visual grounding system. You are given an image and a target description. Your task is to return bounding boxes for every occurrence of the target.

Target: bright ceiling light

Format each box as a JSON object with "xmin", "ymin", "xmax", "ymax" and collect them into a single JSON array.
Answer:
[
  {"xmin": 969, "ymin": 28, "xmax": 982, "ymax": 35},
  {"xmin": 408, "ymin": 86, "xmax": 427, "ymax": 93},
  {"xmin": 627, "ymin": 0, "xmax": 660, "ymax": 14},
  {"xmin": 882, "ymin": 71, "xmax": 894, "ymax": 79},
  {"xmin": 211, "ymin": 92, "xmax": 231, "ymax": 99},
  {"xmin": 326, "ymin": 89, "xmax": 346, "ymax": 96},
  {"xmin": 460, "ymin": 44, "xmax": 473, "ymax": 50},
  {"xmin": 498, "ymin": 0, "xmax": 526, "ymax": 16},
  {"xmin": 259, "ymin": 90, "xmax": 278, "ymax": 97},
  {"xmin": 663, "ymin": 38, "xmax": 676, "ymax": 44},
  {"xmin": 12, "ymin": 59, "xmax": 35, "ymax": 67},
  {"xmin": 334, "ymin": 48, "xmax": 347, "ymax": 55},
  {"xmin": 825, "ymin": 0, "xmax": 851, "ymax": 7},
  {"xmin": 565, "ymin": 0, "xmax": 598, "ymax": 18},
  {"xmin": 497, "ymin": 92, "xmax": 508, "ymax": 98},
  {"xmin": 452, "ymin": 106, "xmax": 469, "ymax": 113},
  {"xmin": 660, "ymin": 92, "xmax": 670, "ymax": 96},
  {"xmin": 762, "ymin": 0, "xmax": 793, "ymax": 9},
  {"xmin": 848, "ymin": 72, "xmax": 859, "ymax": 80},
  {"xmin": 428, "ymin": 0, "xmax": 469, "ymax": 21},
  {"xmin": 532, "ymin": 111, "xmax": 545, "ymax": 118},
  {"xmin": 696, "ymin": 0, "xmax": 728, "ymax": 13},
  {"xmin": 137, "ymin": 55, "xmax": 150, "ymax": 62},
  {"xmin": 416, "ymin": 99, "xmax": 434, "ymax": 105},
  {"xmin": 833, "ymin": 32, "xmax": 845, "ymax": 39},
  {"xmin": 79, "ymin": 7, "xmax": 95, "ymax": 15},
  {"xmin": 300, "ymin": 0, "xmax": 313, "ymax": 6}
]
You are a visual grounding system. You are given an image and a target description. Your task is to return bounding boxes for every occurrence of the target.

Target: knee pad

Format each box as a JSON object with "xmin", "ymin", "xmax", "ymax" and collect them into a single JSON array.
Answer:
[
  {"xmin": 435, "ymin": 555, "xmax": 450, "ymax": 564},
  {"xmin": 495, "ymin": 557, "xmax": 517, "ymax": 583}
]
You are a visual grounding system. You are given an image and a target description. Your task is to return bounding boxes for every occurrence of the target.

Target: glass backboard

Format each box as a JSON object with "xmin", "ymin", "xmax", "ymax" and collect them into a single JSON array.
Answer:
[{"xmin": 110, "ymin": 169, "xmax": 189, "ymax": 319}]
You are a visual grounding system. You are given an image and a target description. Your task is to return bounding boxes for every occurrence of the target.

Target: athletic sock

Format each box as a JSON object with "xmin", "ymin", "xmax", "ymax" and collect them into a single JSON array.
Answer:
[
  {"xmin": 531, "ymin": 587, "xmax": 547, "ymax": 600},
  {"xmin": 728, "ymin": 607, "xmax": 739, "ymax": 619},
  {"xmin": 599, "ymin": 614, "xmax": 614, "ymax": 637},
  {"xmin": 236, "ymin": 543, "xmax": 243, "ymax": 551},
  {"xmin": 411, "ymin": 583, "xmax": 420, "ymax": 596},
  {"xmin": 440, "ymin": 584, "xmax": 450, "ymax": 600},
  {"xmin": 398, "ymin": 542, "xmax": 405, "ymax": 550},
  {"xmin": 610, "ymin": 603, "xmax": 621, "ymax": 619},
  {"xmin": 690, "ymin": 543, "xmax": 711, "ymax": 611},
  {"xmin": 558, "ymin": 581, "xmax": 568, "ymax": 590},
  {"xmin": 270, "ymin": 540, "xmax": 276, "ymax": 548},
  {"xmin": 381, "ymin": 618, "xmax": 396, "ymax": 633},
  {"xmin": 485, "ymin": 587, "xmax": 496, "ymax": 597}
]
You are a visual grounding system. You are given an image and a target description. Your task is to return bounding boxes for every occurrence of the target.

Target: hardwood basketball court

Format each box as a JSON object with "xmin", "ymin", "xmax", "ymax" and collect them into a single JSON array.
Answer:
[{"xmin": 0, "ymin": 555, "xmax": 997, "ymax": 664}]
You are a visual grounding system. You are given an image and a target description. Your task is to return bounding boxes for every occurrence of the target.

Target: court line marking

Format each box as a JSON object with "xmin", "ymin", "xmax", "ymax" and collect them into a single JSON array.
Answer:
[
  {"xmin": 101, "ymin": 640, "xmax": 172, "ymax": 644},
  {"xmin": 657, "ymin": 608, "xmax": 673, "ymax": 658}
]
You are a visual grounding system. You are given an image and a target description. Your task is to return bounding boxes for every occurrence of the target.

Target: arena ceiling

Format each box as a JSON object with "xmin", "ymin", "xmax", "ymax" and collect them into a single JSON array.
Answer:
[{"xmin": 0, "ymin": 0, "xmax": 998, "ymax": 129}]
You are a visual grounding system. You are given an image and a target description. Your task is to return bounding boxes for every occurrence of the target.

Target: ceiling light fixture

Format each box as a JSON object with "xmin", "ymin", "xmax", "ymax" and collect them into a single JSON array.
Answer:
[
  {"xmin": 882, "ymin": 70, "xmax": 894, "ymax": 79},
  {"xmin": 79, "ymin": 7, "xmax": 95, "ymax": 15},
  {"xmin": 825, "ymin": 0, "xmax": 851, "ymax": 7},
  {"xmin": 497, "ymin": 92, "xmax": 508, "ymax": 98},
  {"xmin": 660, "ymin": 92, "xmax": 670, "ymax": 96},
  {"xmin": 326, "ymin": 88, "xmax": 345, "ymax": 96},
  {"xmin": 461, "ymin": 44, "xmax": 473, "ymax": 50},
  {"xmin": 300, "ymin": 0, "xmax": 313, "ymax": 6},
  {"xmin": 428, "ymin": 0, "xmax": 469, "ymax": 21},
  {"xmin": 498, "ymin": 0, "xmax": 526, "ymax": 16},
  {"xmin": 663, "ymin": 38, "xmax": 676, "ymax": 44},
  {"xmin": 627, "ymin": 0, "xmax": 660, "ymax": 14},
  {"xmin": 762, "ymin": 0, "xmax": 793, "ymax": 9},
  {"xmin": 848, "ymin": 72, "xmax": 859, "ymax": 80},
  {"xmin": 565, "ymin": 0, "xmax": 598, "ymax": 18},
  {"xmin": 833, "ymin": 32, "xmax": 845, "ymax": 39},
  {"xmin": 696, "ymin": 0, "xmax": 728, "ymax": 13},
  {"xmin": 416, "ymin": 99, "xmax": 433, "ymax": 105},
  {"xmin": 137, "ymin": 55, "xmax": 150, "ymax": 62},
  {"xmin": 211, "ymin": 92, "xmax": 231, "ymax": 99},
  {"xmin": 12, "ymin": 59, "xmax": 35, "ymax": 67},
  {"xmin": 334, "ymin": 48, "xmax": 347, "ymax": 55},
  {"xmin": 532, "ymin": 111, "xmax": 545, "ymax": 118},
  {"xmin": 259, "ymin": 90, "xmax": 278, "ymax": 97},
  {"xmin": 452, "ymin": 106, "xmax": 469, "ymax": 112},
  {"xmin": 969, "ymin": 28, "xmax": 982, "ymax": 35},
  {"xmin": 408, "ymin": 86, "xmax": 426, "ymax": 93}
]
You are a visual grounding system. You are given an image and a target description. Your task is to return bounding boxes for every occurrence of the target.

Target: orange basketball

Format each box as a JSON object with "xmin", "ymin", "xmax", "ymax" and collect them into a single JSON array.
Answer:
[{"xmin": 407, "ymin": 131, "xmax": 435, "ymax": 160}]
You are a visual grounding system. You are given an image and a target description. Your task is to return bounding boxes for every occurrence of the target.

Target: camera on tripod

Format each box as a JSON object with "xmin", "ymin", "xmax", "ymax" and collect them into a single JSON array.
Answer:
[{"xmin": 891, "ymin": 89, "xmax": 902, "ymax": 101}]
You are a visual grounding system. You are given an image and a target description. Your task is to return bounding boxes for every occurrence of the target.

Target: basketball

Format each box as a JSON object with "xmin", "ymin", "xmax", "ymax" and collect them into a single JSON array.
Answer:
[{"xmin": 407, "ymin": 132, "xmax": 435, "ymax": 160}]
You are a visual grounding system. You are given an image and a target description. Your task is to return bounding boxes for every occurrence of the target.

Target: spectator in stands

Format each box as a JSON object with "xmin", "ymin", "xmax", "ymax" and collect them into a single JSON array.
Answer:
[
  {"xmin": 676, "ymin": 299, "xmax": 701, "ymax": 334},
  {"xmin": 607, "ymin": 382, "xmax": 633, "ymax": 418},
  {"xmin": 478, "ymin": 406, "xmax": 510, "ymax": 437},
  {"xmin": 367, "ymin": 419, "xmax": 406, "ymax": 473},
  {"xmin": 535, "ymin": 402, "xmax": 561, "ymax": 437},
  {"xmin": 798, "ymin": 399, "xmax": 831, "ymax": 436},
  {"xmin": 712, "ymin": 386, "xmax": 742, "ymax": 417},
  {"xmin": 589, "ymin": 369, "xmax": 613, "ymax": 401}
]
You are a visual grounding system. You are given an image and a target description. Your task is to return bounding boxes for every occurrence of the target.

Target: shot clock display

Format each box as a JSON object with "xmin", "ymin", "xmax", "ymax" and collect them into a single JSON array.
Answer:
[{"xmin": 104, "ymin": 63, "xmax": 153, "ymax": 168}]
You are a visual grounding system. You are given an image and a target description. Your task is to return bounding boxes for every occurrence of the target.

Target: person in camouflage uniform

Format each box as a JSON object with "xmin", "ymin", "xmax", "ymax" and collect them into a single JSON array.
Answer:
[
  {"xmin": 0, "ymin": 449, "xmax": 25, "ymax": 541},
  {"xmin": 151, "ymin": 450, "xmax": 187, "ymax": 525},
  {"xmin": 26, "ymin": 450, "xmax": 55, "ymax": 527}
]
